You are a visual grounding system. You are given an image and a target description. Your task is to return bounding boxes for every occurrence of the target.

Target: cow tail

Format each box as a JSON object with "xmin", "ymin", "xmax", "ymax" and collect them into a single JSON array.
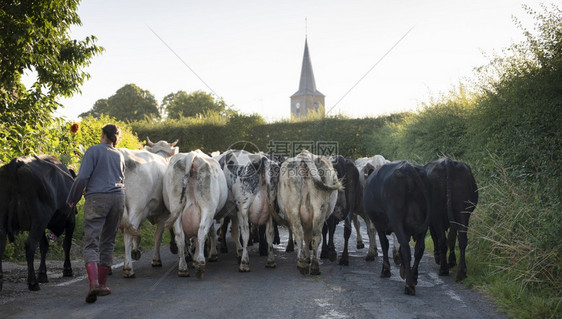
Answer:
[
  {"xmin": 305, "ymin": 158, "xmax": 342, "ymax": 191},
  {"xmin": 166, "ymin": 153, "xmax": 195, "ymax": 229},
  {"xmin": 411, "ymin": 165, "xmax": 431, "ymax": 228},
  {"xmin": 120, "ymin": 205, "xmax": 141, "ymax": 237},
  {"xmin": 445, "ymin": 159, "xmax": 454, "ymax": 225},
  {"xmin": 180, "ymin": 152, "xmax": 195, "ymax": 205}
]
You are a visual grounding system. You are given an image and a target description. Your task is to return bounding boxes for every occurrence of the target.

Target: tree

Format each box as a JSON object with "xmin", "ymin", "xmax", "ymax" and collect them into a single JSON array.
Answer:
[
  {"xmin": 81, "ymin": 84, "xmax": 160, "ymax": 122},
  {"xmin": 106, "ymin": 84, "xmax": 159, "ymax": 122},
  {"xmin": 80, "ymin": 98, "xmax": 110, "ymax": 118},
  {"xmin": 0, "ymin": 0, "xmax": 103, "ymax": 158},
  {"xmin": 162, "ymin": 90, "xmax": 227, "ymax": 119}
]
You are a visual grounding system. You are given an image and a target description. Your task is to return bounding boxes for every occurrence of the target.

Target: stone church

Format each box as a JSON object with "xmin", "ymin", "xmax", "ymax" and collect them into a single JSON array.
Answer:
[{"xmin": 290, "ymin": 38, "xmax": 325, "ymax": 119}]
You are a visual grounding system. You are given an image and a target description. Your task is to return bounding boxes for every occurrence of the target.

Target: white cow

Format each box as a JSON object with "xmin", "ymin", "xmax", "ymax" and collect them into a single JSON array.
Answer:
[
  {"xmin": 354, "ymin": 155, "xmax": 400, "ymax": 264},
  {"xmin": 119, "ymin": 138, "xmax": 179, "ymax": 278},
  {"xmin": 276, "ymin": 150, "xmax": 342, "ymax": 275},
  {"xmin": 216, "ymin": 150, "xmax": 278, "ymax": 272},
  {"xmin": 163, "ymin": 150, "xmax": 228, "ymax": 278}
]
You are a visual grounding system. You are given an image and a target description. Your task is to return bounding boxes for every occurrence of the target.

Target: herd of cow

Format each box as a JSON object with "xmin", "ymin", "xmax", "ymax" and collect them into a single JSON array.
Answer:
[{"xmin": 0, "ymin": 138, "xmax": 478, "ymax": 296}]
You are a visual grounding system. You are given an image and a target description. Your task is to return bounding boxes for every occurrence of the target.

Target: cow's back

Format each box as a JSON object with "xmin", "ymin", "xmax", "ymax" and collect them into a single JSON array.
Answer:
[
  {"xmin": 120, "ymin": 149, "xmax": 169, "ymax": 221},
  {"xmin": 424, "ymin": 158, "xmax": 478, "ymax": 223},
  {"xmin": 364, "ymin": 161, "xmax": 431, "ymax": 234},
  {"xmin": 0, "ymin": 155, "xmax": 75, "ymax": 238}
]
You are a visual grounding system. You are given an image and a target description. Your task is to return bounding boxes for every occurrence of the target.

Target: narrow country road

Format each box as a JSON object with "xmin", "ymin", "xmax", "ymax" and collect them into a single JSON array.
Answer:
[{"xmin": 0, "ymin": 221, "xmax": 508, "ymax": 319}]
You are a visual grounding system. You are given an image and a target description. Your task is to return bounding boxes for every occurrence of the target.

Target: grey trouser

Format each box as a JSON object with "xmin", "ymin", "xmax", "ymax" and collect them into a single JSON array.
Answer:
[{"xmin": 83, "ymin": 193, "xmax": 125, "ymax": 266}]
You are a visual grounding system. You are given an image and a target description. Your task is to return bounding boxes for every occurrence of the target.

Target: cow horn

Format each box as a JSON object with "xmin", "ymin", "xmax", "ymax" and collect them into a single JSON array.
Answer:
[
  {"xmin": 146, "ymin": 137, "xmax": 154, "ymax": 147},
  {"xmin": 171, "ymin": 139, "xmax": 179, "ymax": 147}
]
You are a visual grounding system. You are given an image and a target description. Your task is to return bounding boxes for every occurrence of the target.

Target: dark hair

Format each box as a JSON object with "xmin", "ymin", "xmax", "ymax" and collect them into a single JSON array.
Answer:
[{"xmin": 102, "ymin": 124, "xmax": 121, "ymax": 147}]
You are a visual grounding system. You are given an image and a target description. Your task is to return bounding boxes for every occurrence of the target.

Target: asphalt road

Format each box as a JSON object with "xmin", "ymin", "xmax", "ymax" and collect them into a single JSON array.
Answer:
[{"xmin": 0, "ymin": 221, "xmax": 508, "ymax": 319}]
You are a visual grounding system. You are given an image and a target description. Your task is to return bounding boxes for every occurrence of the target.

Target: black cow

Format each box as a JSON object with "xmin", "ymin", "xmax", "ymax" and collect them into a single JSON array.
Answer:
[
  {"xmin": 424, "ymin": 158, "xmax": 478, "ymax": 282},
  {"xmin": 320, "ymin": 155, "xmax": 362, "ymax": 265},
  {"xmin": 364, "ymin": 161, "xmax": 431, "ymax": 295},
  {"xmin": 0, "ymin": 155, "xmax": 77, "ymax": 291}
]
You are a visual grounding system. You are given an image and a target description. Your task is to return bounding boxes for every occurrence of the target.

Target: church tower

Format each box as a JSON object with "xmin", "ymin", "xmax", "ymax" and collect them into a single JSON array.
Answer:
[{"xmin": 290, "ymin": 38, "xmax": 325, "ymax": 119}]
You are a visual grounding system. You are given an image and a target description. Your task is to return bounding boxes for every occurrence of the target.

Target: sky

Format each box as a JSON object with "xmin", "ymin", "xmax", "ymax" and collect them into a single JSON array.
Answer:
[{"xmin": 53, "ymin": 0, "xmax": 552, "ymax": 122}]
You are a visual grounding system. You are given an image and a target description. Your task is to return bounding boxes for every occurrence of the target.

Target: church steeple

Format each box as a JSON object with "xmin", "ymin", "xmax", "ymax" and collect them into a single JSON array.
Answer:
[{"xmin": 290, "ymin": 38, "xmax": 325, "ymax": 119}]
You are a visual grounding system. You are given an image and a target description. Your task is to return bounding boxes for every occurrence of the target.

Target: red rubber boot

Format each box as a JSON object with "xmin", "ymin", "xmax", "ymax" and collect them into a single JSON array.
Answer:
[
  {"xmin": 97, "ymin": 265, "xmax": 112, "ymax": 296},
  {"xmin": 85, "ymin": 262, "xmax": 100, "ymax": 303}
]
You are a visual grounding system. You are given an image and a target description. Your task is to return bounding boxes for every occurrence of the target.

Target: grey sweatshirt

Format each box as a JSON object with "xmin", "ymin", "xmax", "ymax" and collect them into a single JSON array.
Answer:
[{"xmin": 66, "ymin": 143, "xmax": 125, "ymax": 206}]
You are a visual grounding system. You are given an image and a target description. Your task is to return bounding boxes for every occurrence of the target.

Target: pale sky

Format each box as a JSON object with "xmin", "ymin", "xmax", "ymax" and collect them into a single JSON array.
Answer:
[{"xmin": 54, "ymin": 0, "xmax": 550, "ymax": 122}]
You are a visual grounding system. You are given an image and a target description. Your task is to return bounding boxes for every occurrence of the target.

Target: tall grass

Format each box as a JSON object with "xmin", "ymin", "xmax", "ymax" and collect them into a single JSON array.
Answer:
[{"xmin": 466, "ymin": 155, "xmax": 561, "ymax": 318}]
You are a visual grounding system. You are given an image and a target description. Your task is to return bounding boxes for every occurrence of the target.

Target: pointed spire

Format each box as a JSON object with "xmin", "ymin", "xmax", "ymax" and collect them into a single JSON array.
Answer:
[{"xmin": 292, "ymin": 39, "xmax": 324, "ymax": 97}]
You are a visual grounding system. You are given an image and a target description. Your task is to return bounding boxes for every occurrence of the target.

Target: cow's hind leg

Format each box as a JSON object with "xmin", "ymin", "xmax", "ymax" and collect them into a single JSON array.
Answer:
[
  {"xmin": 395, "ymin": 230, "xmax": 414, "ymax": 296},
  {"xmin": 123, "ymin": 232, "xmax": 136, "ymax": 278},
  {"xmin": 292, "ymin": 221, "xmax": 308, "ymax": 275},
  {"xmin": 234, "ymin": 209, "xmax": 251, "ymax": 272},
  {"xmin": 310, "ymin": 226, "xmax": 322, "ymax": 275},
  {"xmin": 353, "ymin": 214, "xmax": 365, "ymax": 249},
  {"xmin": 447, "ymin": 227, "xmax": 458, "ymax": 268},
  {"xmin": 456, "ymin": 226, "xmax": 468, "ymax": 282},
  {"xmin": 25, "ymin": 227, "xmax": 41, "ymax": 291},
  {"xmin": 327, "ymin": 219, "xmax": 338, "ymax": 262},
  {"xmin": 392, "ymin": 233, "xmax": 401, "ymax": 266},
  {"xmin": 207, "ymin": 224, "xmax": 219, "ymax": 262},
  {"xmin": 173, "ymin": 219, "xmax": 189, "ymax": 277},
  {"xmin": 339, "ymin": 216, "xmax": 352, "ymax": 266},
  {"xmin": 37, "ymin": 233, "xmax": 49, "ymax": 283},
  {"xmin": 151, "ymin": 217, "xmax": 167, "ymax": 267},
  {"xmin": 365, "ymin": 217, "xmax": 378, "ymax": 261},
  {"xmin": 62, "ymin": 220, "xmax": 74, "ymax": 277},
  {"xmin": 169, "ymin": 228, "xmax": 178, "ymax": 255},
  {"xmin": 378, "ymin": 233, "xmax": 391, "ymax": 278},
  {"xmin": 286, "ymin": 228, "xmax": 295, "ymax": 252},
  {"xmin": 320, "ymin": 222, "xmax": 329, "ymax": 259},
  {"xmin": 0, "ymin": 228, "xmax": 6, "ymax": 291},
  {"xmin": 194, "ymin": 217, "xmax": 213, "ymax": 279},
  {"xmin": 265, "ymin": 217, "xmax": 276, "ymax": 268},
  {"xmin": 412, "ymin": 232, "xmax": 426, "ymax": 286}
]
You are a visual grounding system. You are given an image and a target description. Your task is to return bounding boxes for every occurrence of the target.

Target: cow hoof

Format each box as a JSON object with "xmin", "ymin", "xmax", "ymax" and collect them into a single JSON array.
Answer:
[
  {"xmin": 37, "ymin": 272, "xmax": 48, "ymax": 283},
  {"xmin": 298, "ymin": 265, "xmax": 309, "ymax": 275},
  {"xmin": 320, "ymin": 250, "xmax": 329, "ymax": 259},
  {"xmin": 169, "ymin": 242, "xmax": 178, "ymax": 255},
  {"xmin": 328, "ymin": 250, "xmax": 337, "ymax": 262},
  {"xmin": 28, "ymin": 282, "xmax": 40, "ymax": 291},
  {"xmin": 456, "ymin": 271, "xmax": 467, "ymax": 282},
  {"xmin": 338, "ymin": 258, "xmax": 349, "ymax": 266},
  {"xmin": 439, "ymin": 268, "xmax": 449, "ymax": 276},
  {"xmin": 196, "ymin": 270, "xmax": 205, "ymax": 280},
  {"xmin": 286, "ymin": 242, "xmax": 295, "ymax": 252},
  {"xmin": 178, "ymin": 270, "xmax": 190, "ymax": 277},
  {"xmin": 194, "ymin": 263, "xmax": 205, "ymax": 279},
  {"xmin": 63, "ymin": 268, "xmax": 73, "ymax": 277},
  {"xmin": 123, "ymin": 269, "xmax": 135, "ymax": 278},
  {"xmin": 208, "ymin": 254, "xmax": 219, "ymax": 262},
  {"xmin": 404, "ymin": 285, "xmax": 416, "ymax": 296},
  {"xmin": 152, "ymin": 259, "xmax": 163, "ymax": 267},
  {"xmin": 356, "ymin": 241, "xmax": 365, "ymax": 249},
  {"xmin": 265, "ymin": 261, "xmax": 276, "ymax": 269},
  {"xmin": 239, "ymin": 263, "xmax": 250, "ymax": 272},
  {"xmin": 310, "ymin": 263, "xmax": 321, "ymax": 275},
  {"xmin": 393, "ymin": 253, "xmax": 402, "ymax": 266},
  {"xmin": 380, "ymin": 269, "xmax": 391, "ymax": 278},
  {"xmin": 434, "ymin": 254, "xmax": 440, "ymax": 265},
  {"xmin": 365, "ymin": 253, "xmax": 376, "ymax": 262},
  {"xmin": 132, "ymin": 250, "xmax": 141, "ymax": 261}
]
